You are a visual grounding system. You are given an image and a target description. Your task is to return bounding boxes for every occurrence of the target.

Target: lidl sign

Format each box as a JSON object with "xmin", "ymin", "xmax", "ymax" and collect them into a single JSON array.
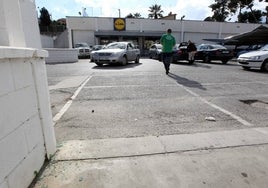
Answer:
[{"xmin": 114, "ymin": 18, "xmax": 125, "ymax": 31}]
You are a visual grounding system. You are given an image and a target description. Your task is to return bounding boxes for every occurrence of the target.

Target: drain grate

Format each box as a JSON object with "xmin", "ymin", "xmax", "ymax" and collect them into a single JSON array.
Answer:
[{"xmin": 240, "ymin": 99, "xmax": 268, "ymax": 109}]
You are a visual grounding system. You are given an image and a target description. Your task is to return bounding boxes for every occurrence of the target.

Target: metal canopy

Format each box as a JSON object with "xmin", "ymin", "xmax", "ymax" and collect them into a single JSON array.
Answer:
[{"xmin": 204, "ymin": 25, "xmax": 268, "ymax": 46}]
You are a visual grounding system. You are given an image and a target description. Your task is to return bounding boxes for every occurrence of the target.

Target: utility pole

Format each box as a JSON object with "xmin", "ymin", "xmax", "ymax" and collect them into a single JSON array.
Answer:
[{"xmin": 118, "ymin": 9, "xmax": 121, "ymax": 18}]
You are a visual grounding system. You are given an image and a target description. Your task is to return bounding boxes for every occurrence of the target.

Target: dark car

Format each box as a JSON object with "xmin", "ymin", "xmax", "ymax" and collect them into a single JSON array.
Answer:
[
  {"xmin": 195, "ymin": 44, "xmax": 234, "ymax": 64},
  {"xmin": 171, "ymin": 42, "xmax": 190, "ymax": 63},
  {"xmin": 148, "ymin": 44, "xmax": 162, "ymax": 60}
]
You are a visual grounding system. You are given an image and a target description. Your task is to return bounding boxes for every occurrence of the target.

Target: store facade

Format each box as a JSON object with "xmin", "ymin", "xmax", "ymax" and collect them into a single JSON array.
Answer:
[{"xmin": 66, "ymin": 16, "xmax": 263, "ymax": 55}]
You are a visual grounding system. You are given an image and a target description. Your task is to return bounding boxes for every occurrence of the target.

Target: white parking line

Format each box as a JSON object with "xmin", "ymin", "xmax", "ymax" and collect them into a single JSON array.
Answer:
[
  {"xmin": 172, "ymin": 79, "xmax": 253, "ymax": 127},
  {"xmin": 53, "ymin": 76, "xmax": 92, "ymax": 123}
]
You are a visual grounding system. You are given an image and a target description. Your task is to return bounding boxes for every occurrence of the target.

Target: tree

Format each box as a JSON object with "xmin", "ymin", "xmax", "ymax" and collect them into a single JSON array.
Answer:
[
  {"xmin": 126, "ymin": 13, "xmax": 134, "ymax": 18},
  {"xmin": 209, "ymin": 1, "xmax": 229, "ymax": 22},
  {"xmin": 209, "ymin": 0, "xmax": 264, "ymax": 23},
  {"xmin": 126, "ymin": 13, "xmax": 142, "ymax": 18},
  {"xmin": 39, "ymin": 7, "xmax": 52, "ymax": 26},
  {"xmin": 259, "ymin": 0, "xmax": 268, "ymax": 23},
  {"xmin": 133, "ymin": 13, "xmax": 142, "ymax": 18},
  {"xmin": 238, "ymin": 10, "xmax": 263, "ymax": 23},
  {"xmin": 148, "ymin": 4, "xmax": 163, "ymax": 19},
  {"xmin": 204, "ymin": 16, "xmax": 214, "ymax": 21}
]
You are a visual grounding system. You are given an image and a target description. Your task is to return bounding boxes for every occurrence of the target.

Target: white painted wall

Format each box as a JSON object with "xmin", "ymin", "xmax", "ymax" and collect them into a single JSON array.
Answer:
[
  {"xmin": 0, "ymin": 0, "xmax": 56, "ymax": 187},
  {"xmin": 41, "ymin": 35, "xmax": 54, "ymax": 48},
  {"xmin": 0, "ymin": 47, "xmax": 55, "ymax": 188},
  {"xmin": 54, "ymin": 30, "xmax": 69, "ymax": 48},
  {"xmin": 19, "ymin": 0, "xmax": 42, "ymax": 49},
  {"xmin": 0, "ymin": 0, "xmax": 25, "ymax": 47}
]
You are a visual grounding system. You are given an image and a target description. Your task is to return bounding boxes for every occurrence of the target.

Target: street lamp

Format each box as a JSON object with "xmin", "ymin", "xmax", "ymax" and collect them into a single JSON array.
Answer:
[{"xmin": 118, "ymin": 9, "xmax": 121, "ymax": 18}]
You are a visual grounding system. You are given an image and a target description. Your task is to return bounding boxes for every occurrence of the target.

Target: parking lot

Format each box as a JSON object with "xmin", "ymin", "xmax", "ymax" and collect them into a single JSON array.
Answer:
[
  {"xmin": 46, "ymin": 58, "xmax": 268, "ymax": 142},
  {"xmin": 30, "ymin": 58, "xmax": 268, "ymax": 187}
]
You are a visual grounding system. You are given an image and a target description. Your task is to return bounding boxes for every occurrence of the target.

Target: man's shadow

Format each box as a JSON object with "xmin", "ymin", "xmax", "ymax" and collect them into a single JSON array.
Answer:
[{"xmin": 168, "ymin": 73, "xmax": 207, "ymax": 90}]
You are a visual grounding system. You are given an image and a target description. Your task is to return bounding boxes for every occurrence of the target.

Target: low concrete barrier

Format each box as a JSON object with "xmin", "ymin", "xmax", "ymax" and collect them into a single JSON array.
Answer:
[{"xmin": 45, "ymin": 48, "xmax": 78, "ymax": 64}]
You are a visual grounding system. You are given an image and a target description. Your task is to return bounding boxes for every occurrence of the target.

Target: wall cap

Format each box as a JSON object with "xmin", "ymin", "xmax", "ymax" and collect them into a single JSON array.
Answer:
[{"xmin": 0, "ymin": 46, "xmax": 48, "ymax": 59}]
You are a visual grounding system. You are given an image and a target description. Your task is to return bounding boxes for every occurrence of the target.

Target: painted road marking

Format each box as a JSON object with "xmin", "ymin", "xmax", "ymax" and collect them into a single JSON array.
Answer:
[
  {"xmin": 171, "ymin": 78, "xmax": 253, "ymax": 127},
  {"xmin": 53, "ymin": 76, "xmax": 92, "ymax": 123}
]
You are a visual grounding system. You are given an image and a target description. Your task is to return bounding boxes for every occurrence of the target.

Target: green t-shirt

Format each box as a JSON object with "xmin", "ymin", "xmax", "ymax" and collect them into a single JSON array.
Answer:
[{"xmin": 160, "ymin": 33, "xmax": 176, "ymax": 53}]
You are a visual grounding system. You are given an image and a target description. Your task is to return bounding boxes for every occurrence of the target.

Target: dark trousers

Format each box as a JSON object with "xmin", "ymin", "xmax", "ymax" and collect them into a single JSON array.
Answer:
[{"xmin": 162, "ymin": 52, "xmax": 172, "ymax": 72}]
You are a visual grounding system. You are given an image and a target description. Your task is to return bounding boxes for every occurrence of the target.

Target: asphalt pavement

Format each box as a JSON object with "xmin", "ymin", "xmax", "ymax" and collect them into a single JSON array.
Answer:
[{"xmin": 33, "ymin": 59, "xmax": 268, "ymax": 188}]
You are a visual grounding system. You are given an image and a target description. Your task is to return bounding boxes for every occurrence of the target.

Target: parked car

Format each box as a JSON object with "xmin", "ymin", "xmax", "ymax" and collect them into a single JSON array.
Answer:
[
  {"xmin": 90, "ymin": 45, "xmax": 106, "ymax": 62},
  {"xmin": 74, "ymin": 43, "xmax": 91, "ymax": 58},
  {"xmin": 92, "ymin": 42, "xmax": 140, "ymax": 66},
  {"xmin": 148, "ymin": 44, "xmax": 162, "ymax": 60},
  {"xmin": 236, "ymin": 44, "xmax": 266, "ymax": 57},
  {"xmin": 237, "ymin": 44, "xmax": 268, "ymax": 71},
  {"xmin": 195, "ymin": 44, "xmax": 234, "ymax": 64},
  {"xmin": 171, "ymin": 42, "xmax": 190, "ymax": 63}
]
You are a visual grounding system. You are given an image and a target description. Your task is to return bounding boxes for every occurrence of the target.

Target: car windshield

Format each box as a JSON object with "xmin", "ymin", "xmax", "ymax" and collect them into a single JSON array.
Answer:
[
  {"xmin": 106, "ymin": 43, "xmax": 126, "ymax": 49},
  {"xmin": 75, "ymin": 43, "xmax": 88, "ymax": 48},
  {"xmin": 92, "ymin": 45, "xmax": 104, "ymax": 50},
  {"xmin": 212, "ymin": 45, "xmax": 226, "ymax": 49},
  {"xmin": 260, "ymin": 44, "xmax": 268, "ymax": 51}
]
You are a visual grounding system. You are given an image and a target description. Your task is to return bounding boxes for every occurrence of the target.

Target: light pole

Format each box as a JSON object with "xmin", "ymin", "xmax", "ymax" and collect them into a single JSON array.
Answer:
[{"xmin": 118, "ymin": 9, "xmax": 121, "ymax": 18}]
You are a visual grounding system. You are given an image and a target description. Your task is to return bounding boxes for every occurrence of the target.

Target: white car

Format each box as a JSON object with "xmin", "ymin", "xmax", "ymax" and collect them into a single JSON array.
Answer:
[
  {"xmin": 237, "ymin": 44, "xmax": 268, "ymax": 71},
  {"xmin": 92, "ymin": 42, "xmax": 140, "ymax": 66},
  {"xmin": 74, "ymin": 43, "xmax": 91, "ymax": 58},
  {"xmin": 148, "ymin": 44, "xmax": 162, "ymax": 60},
  {"xmin": 90, "ymin": 45, "xmax": 105, "ymax": 62}
]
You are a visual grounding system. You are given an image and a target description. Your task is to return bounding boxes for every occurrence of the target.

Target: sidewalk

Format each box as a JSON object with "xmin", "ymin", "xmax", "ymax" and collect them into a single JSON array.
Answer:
[{"xmin": 33, "ymin": 127, "xmax": 268, "ymax": 188}]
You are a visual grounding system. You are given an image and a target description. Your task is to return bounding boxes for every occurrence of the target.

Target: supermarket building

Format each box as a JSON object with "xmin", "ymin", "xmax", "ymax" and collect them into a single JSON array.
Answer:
[{"xmin": 66, "ymin": 16, "xmax": 264, "ymax": 52}]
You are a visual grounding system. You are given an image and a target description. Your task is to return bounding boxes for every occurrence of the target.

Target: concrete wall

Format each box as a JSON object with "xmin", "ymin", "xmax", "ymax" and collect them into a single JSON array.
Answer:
[
  {"xmin": 45, "ymin": 48, "xmax": 78, "ymax": 63},
  {"xmin": 54, "ymin": 30, "xmax": 69, "ymax": 48},
  {"xmin": 41, "ymin": 35, "xmax": 54, "ymax": 48},
  {"xmin": 0, "ymin": 0, "xmax": 56, "ymax": 187},
  {"xmin": 0, "ymin": 47, "xmax": 56, "ymax": 188}
]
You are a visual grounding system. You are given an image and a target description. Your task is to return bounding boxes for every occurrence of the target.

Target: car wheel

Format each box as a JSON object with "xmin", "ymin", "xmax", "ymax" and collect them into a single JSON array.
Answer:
[
  {"xmin": 242, "ymin": 66, "xmax": 250, "ymax": 70},
  {"xmin": 96, "ymin": 63, "xmax": 103, "ymax": 66},
  {"xmin": 261, "ymin": 60, "xmax": 268, "ymax": 72},
  {"xmin": 135, "ymin": 55, "xmax": 140, "ymax": 63},
  {"xmin": 188, "ymin": 60, "xmax": 194, "ymax": 64},
  {"xmin": 204, "ymin": 55, "xmax": 210, "ymax": 63},
  {"xmin": 172, "ymin": 56, "xmax": 176, "ymax": 63},
  {"xmin": 221, "ymin": 60, "xmax": 228, "ymax": 64},
  {"xmin": 121, "ymin": 56, "xmax": 128, "ymax": 65}
]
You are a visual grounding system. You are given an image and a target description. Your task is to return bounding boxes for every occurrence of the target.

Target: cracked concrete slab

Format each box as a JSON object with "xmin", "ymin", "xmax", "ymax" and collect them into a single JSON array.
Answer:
[{"xmin": 54, "ymin": 127, "xmax": 268, "ymax": 161}]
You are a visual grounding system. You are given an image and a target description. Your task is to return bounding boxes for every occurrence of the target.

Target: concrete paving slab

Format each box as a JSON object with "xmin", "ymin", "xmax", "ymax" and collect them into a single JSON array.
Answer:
[
  {"xmin": 55, "ymin": 127, "xmax": 268, "ymax": 160},
  {"xmin": 160, "ymin": 127, "xmax": 268, "ymax": 153},
  {"xmin": 34, "ymin": 145, "xmax": 268, "ymax": 188},
  {"xmin": 55, "ymin": 136, "xmax": 164, "ymax": 160},
  {"xmin": 49, "ymin": 76, "xmax": 88, "ymax": 90}
]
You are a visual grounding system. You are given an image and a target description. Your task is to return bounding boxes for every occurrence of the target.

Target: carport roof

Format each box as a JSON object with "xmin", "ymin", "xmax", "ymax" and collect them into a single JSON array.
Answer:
[{"xmin": 204, "ymin": 25, "xmax": 268, "ymax": 46}]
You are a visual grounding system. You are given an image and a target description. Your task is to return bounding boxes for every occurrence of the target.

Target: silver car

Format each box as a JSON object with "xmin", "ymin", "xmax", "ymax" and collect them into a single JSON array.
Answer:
[
  {"xmin": 93, "ymin": 42, "xmax": 140, "ymax": 66},
  {"xmin": 238, "ymin": 44, "xmax": 268, "ymax": 71}
]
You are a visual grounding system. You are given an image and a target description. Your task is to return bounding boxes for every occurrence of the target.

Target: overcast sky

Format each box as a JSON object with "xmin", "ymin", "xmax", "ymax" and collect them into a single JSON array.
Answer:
[{"xmin": 35, "ymin": 0, "xmax": 266, "ymax": 21}]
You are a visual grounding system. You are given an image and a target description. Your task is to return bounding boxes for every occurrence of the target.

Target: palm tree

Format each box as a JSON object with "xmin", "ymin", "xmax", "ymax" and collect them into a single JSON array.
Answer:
[
  {"xmin": 133, "ymin": 13, "xmax": 142, "ymax": 18},
  {"xmin": 126, "ymin": 13, "xmax": 142, "ymax": 18},
  {"xmin": 148, "ymin": 4, "xmax": 163, "ymax": 19}
]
